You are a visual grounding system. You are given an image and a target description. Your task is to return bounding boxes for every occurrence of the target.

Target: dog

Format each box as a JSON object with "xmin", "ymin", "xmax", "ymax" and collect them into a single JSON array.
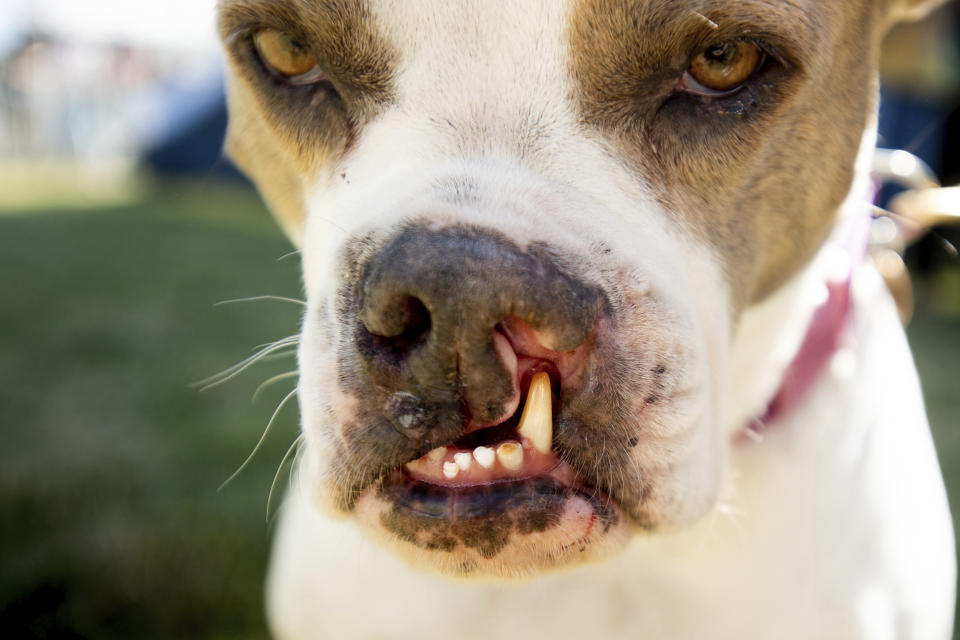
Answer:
[{"xmin": 216, "ymin": 0, "xmax": 956, "ymax": 637}]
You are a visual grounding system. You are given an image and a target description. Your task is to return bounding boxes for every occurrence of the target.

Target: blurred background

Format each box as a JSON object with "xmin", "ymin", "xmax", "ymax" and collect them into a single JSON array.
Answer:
[{"xmin": 0, "ymin": 1, "xmax": 958, "ymax": 638}]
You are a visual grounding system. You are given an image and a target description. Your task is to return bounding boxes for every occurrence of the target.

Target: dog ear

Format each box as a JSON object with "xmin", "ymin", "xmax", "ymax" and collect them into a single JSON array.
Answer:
[{"xmin": 886, "ymin": 0, "xmax": 949, "ymax": 23}]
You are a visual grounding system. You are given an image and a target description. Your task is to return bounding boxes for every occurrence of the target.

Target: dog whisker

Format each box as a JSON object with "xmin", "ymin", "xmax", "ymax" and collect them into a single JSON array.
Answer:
[
  {"xmin": 219, "ymin": 387, "xmax": 299, "ymax": 493},
  {"xmin": 214, "ymin": 295, "xmax": 307, "ymax": 307},
  {"xmin": 253, "ymin": 334, "xmax": 301, "ymax": 351},
  {"xmin": 267, "ymin": 434, "xmax": 306, "ymax": 524},
  {"xmin": 257, "ymin": 350, "xmax": 299, "ymax": 363},
  {"xmin": 277, "ymin": 249, "xmax": 303, "ymax": 262},
  {"xmin": 254, "ymin": 371, "xmax": 300, "ymax": 403},
  {"xmin": 194, "ymin": 337, "xmax": 299, "ymax": 391}
]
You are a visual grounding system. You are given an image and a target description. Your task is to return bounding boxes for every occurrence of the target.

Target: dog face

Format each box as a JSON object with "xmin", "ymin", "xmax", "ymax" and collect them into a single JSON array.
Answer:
[{"xmin": 218, "ymin": 0, "xmax": 943, "ymax": 575}]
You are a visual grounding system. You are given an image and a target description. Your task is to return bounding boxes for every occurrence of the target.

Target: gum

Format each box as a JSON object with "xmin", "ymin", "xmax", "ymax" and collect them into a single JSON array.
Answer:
[{"xmin": 404, "ymin": 438, "xmax": 561, "ymax": 487}]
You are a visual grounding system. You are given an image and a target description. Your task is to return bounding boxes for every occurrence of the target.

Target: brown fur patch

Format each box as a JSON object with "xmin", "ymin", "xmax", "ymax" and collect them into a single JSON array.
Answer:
[
  {"xmin": 217, "ymin": 0, "xmax": 398, "ymax": 241},
  {"xmin": 568, "ymin": 0, "xmax": 882, "ymax": 307}
]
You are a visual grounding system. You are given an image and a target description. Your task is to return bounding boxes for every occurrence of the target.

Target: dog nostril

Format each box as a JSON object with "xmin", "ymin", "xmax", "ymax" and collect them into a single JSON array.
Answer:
[{"xmin": 361, "ymin": 295, "xmax": 432, "ymax": 362}]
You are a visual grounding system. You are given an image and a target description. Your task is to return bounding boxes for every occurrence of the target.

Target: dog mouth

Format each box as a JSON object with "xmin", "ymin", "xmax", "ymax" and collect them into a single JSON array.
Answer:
[
  {"xmin": 404, "ymin": 370, "xmax": 560, "ymax": 485},
  {"xmin": 354, "ymin": 321, "xmax": 624, "ymax": 566}
]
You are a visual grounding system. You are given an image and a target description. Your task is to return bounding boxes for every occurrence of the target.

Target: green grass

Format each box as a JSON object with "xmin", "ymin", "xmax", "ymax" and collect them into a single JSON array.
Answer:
[
  {"xmin": 0, "ymin": 179, "xmax": 302, "ymax": 639},
  {"xmin": 0, "ymin": 177, "xmax": 957, "ymax": 638}
]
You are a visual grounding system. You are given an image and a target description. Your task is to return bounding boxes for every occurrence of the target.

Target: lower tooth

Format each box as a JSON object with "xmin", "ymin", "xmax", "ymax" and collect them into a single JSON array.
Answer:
[
  {"xmin": 497, "ymin": 441, "xmax": 523, "ymax": 471},
  {"xmin": 443, "ymin": 461, "xmax": 459, "ymax": 479},
  {"xmin": 453, "ymin": 452, "xmax": 472, "ymax": 471},
  {"xmin": 404, "ymin": 460, "xmax": 420, "ymax": 473},
  {"xmin": 473, "ymin": 446, "xmax": 495, "ymax": 469}
]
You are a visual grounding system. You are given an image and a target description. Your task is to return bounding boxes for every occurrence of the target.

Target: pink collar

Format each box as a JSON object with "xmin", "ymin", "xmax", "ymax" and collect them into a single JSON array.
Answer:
[{"xmin": 740, "ymin": 203, "xmax": 873, "ymax": 443}]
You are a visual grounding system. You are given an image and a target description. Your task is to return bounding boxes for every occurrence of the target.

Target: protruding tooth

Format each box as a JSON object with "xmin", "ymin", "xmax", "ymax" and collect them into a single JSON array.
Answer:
[
  {"xmin": 496, "ymin": 441, "xmax": 523, "ymax": 471},
  {"xmin": 427, "ymin": 447, "xmax": 447, "ymax": 462},
  {"xmin": 404, "ymin": 460, "xmax": 420, "ymax": 473},
  {"xmin": 443, "ymin": 461, "xmax": 460, "ymax": 479},
  {"xmin": 453, "ymin": 452, "xmax": 472, "ymax": 471},
  {"xmin": 473, "ymin": 446, "xmax": 495, "ymax": 469},
  {"xmin": 516, "ymin": 372, "xmax": 553, "ymax": 454}
]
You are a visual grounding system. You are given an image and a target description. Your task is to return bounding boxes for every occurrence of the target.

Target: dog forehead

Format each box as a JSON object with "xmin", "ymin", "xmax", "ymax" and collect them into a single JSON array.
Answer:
[
  {"xmin": 364, "ymin": 0, "xmax": 573, "ymax": 133},
  {"xmin": 342, "ymin": 0, "xmax": 830, "ymax": 37},
  {"xmin": 363, "ymin": 0, "xmax": 829, "ymax": 77}
]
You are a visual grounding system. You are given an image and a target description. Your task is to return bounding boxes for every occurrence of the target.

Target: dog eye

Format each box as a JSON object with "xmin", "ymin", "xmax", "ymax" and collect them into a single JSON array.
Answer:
[
  {"xmin": 680, "ymin": 41, "xmax": 763, "ymax": 96},
  {"xmin": 253, "ymin": 29, "xmax": 325, "ymax": 84}
]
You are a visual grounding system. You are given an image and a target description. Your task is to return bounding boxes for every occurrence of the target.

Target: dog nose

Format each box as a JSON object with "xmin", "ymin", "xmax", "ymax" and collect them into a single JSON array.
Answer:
[{"xmin": 357, "ymin": 225, "xmax": 599, "ymax": 425}]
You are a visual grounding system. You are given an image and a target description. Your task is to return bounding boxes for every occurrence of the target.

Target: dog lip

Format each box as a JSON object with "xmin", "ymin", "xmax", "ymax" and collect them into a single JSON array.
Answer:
[
  {"xmin": 359, "ymin": 465, "xmax": 624, "ymax": 571},
  {"xmin": 374, "ymin": 463, "xmax": 618, "ymax": 527}
]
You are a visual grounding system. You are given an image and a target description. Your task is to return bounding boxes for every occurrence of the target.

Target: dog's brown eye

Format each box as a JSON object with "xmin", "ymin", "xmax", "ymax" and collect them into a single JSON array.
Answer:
[
  {"xmin": 253, "ymin": 29, "xmax": 322, "ymax": 82},
  {"xmin": 683, "ymin": 41, "xmax": 763, "ymax": 94}
]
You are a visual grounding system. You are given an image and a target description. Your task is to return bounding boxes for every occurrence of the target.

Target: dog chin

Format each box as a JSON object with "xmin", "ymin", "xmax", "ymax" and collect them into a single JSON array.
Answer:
[{"xmin": 350, "ymin": 470, "xmax": 633, "ymax": 577}]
